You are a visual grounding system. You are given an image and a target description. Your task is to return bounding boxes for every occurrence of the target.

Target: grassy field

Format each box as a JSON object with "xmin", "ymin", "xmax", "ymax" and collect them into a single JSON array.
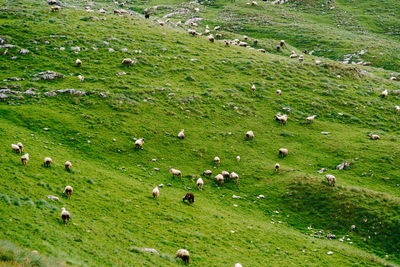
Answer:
[{"xmin": 0, "ymin": 0, "xmax": 400, "ymax": 266}]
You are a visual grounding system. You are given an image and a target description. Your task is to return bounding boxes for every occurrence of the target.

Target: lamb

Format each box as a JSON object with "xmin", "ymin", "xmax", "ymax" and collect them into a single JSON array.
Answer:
[
  {"xmin": 214, "ymin": 156, "xmax": 220, "ymax": 165},
  {"xmin": 21, "ymin": 153, "xmax": 29, "ymax": 166},
  {"xmin": 246, "ymin": 130, "xmax": 254, "ymax": 140},
  {"xmin": 169, "ymin": 167, "xmax": 182, "ymax": 178},
  {"xmin": 251, "ymin": 84, "xmax": 256, "ymax": 93},
  {"xmin": 76, "ymin": 59, "xmax": 82, "ymax": 67},
  {"xmin": 78, "ymin": 75, "xmax": 84, "ymax": 82},
  {"xmin": 135, "ymin": 138, "xmax": 145, "ymax": 149},
  {"xmin": 178, "ymin": 129, "xmax": 185, "ymax": 139},
  {"xmin": 275, "ymin": 163, "xmax": 280, "ymax": 171},
  {"xmin": 208, "ymin": 35, "xmax": 215, "ymax": 42},
  {"xmin": 203, "ymin": 170, "xmax": 212, "ymax": 177},
  {"xmin": 325, "ymin": 174, "xmax": 336, "ymax": 186},
  {"xmin": 230, "ymin": 172, "xmax": 239, "ymax": 184},
  {"xmin": 63, "ymin": 186, "xmax": 73, "ymax": 199},
  {"xmin": 279, "ymin": 148, "xmax": 288, "ymax": 157},
  {"xmin": 11, "ymin": 144, "xmax": 21, "ymax": 153},
  {"xmin": 17, "ymin": 142, "xmax": 23, "ymax": 152},
  {"xmin": 306, "ymin": 115, "xmax": 316, "ymax": 123},
  {"xmin": 381, "ymin": 89, "xmax": 388, "ymax": 98},
  {"xmin": 236, "ymin": 156, "xmax": 240, "ymax": 162},
  {"xmin": 65, "ymin": 161, "xmax": 72, "ymax": 171},
  {"xmin": 215, "ymin": 174, "xmax": 224, "ymax": 184},
  {"xmin": 221, "ymin": 171, "xmax": 230, "ymax": 178},
  {"xmin": 122, "ymin": 58, "xmax": 135, "ymax": 65},
  {"xmin": 152, "ymin": 186, "xmax": 159, "ymax": 198},
  {"xmin": 276, "ymin": 89, "xmax": 282, "ymax": 95},
  {"xmin": 280, "ymin": 40, "xmax": 285, "ymax": 47},
  {"xmin": 182, "ymin": 193, "xmax": 194, "ymax": 204},
  {"xmin": 44, "ymin": 157, "xmax": 52, "ymax": 167},
  {"xmin": 396, "ymin": 105, "xmax": 400, "ymax": 113},
  {"xmin": 275, "ymin": 114, "xmax": 288, "ymax": 124},
  {"xmin": 370, "ymin": 134, "xmax": 380, "ymax": 140},
  {"xmin": 196, "ymin": 178, "xmax": 204, "ymax": 189},
  {"xmin": 61, "ymin": 207, "xmax": 70, "ymax": 225},
  {"xmin": 176, "ymin": 249, "xmax": 190, "ymax": 264}
]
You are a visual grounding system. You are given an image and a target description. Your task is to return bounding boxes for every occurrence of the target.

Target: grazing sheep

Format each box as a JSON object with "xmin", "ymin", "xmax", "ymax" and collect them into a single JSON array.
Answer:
[
  {"xmin": 51, "ymin": 5, "xmax": 61, "ymax": 11},
  {"xmin": 243, "ymin": 35, "xmax": 248, "ymax": 41},
  {"xmin": 188, "ymin": 29, "xmax": 197, "ymax": 36},
  {"xmin": 235, "ymin": 264, "xmax": 243, "ymax": 267},
  {"xmin": 290, "ymin": 51, "xmax": 298, "ymax": 58},
  {"xmin": 17, "ymin": 142, "xmax": 23, "ymax": 152},
  {"xmin": 381, "ymin": 89, "xmax": 388, "ymax": 98},
  {"xmin": 214, "ymin": 26, "xmax": 220, "ymax": 31},
  {"xmin": 11, "ymin": 144, "xmax": 21, "ymax": 153},
  {"xmin": 65, "ymin": 161, "xmax": 72, "ymax": 171},
  {"xmin": 257, "ymin": 49, "xmax": 266, "ymax": 53},
  {"xmin": 216, "ymin": 33, "xmax": 222, "ymax": 38},
  {"xmin": 230, "ymin": 172, "xmax": 239, "ymax": 184},
  {"xmin": 176, "ymin": 249, "xmax": 190, "ymax": 264},
  {"xmin": 276, "ymin": 89, "xmax": 282, "ymax": 95},
  {"xmin": 215, "ymin": 174, "xmax": 224, "ymax": 184},
  {"xmin": 78, "ymin": 75, "xmax": 84, "ymax": 82},
  {"xmin": 169, "ymin": 167, "xmax": 182, "ymax": 178},
  {"xmin": 224, "ymin": 40, "xmax": 231, "ymax": 46},
  {"xmin": 251, "ymin": 84, "xmax": 256, "ymax": 93},
  {"xmin": 390, "ymin": 77, "xmax": 397, "ymax": 81},
  {"xmin": 158, "ymin": 21, "xmax": 164, "ymax": 26},
  {"xmin": 251, "ymin": 1, "xmax": 258, "ymax": 5},
  {"xmin": 135, "ymin": 138, "xmax": 145, "ymax": 149},
  {"xmin": 21, "ymin": 153, "xmax": 29, "ymax": 166},
  {"xmin": 221, "ymin": 171, "xmax": 230, "ymax": 179},
  {"xmin": 276, "ymin": 45, "xmax": 281, "ymax": 52},
  {"xmin": 196, "ymin": 178, "xmax": 204, "ymax": 189},
  {"xmin": 306, "ymin": 115, "xmax": 316, "ymax": 123},
  {"xmin": 182, "ymin": 193, "xmax": 194, "ymax": 204},
  {"xmin": 275, "ymin": 114, "xmax": 288, "ymax": 124},
  {"xmin": 246, "ymin": 130, "xmax": 254, "ymax": 140},
  {"xmin": 76, "ymin": 59, "xmax": 82, "ymax": 67},
  {"xmin": 299, "ymin": 55, "xmax": 304, "ymax": 61},
  {"xmin": 208, "ymin": 35, "xmax": 215, "ymax": 42},
  {"xmin": 214, "ymin": 156, "xmax": 220, "ymax": 165},
  {"xmin": 370, "ymin": 134, "xmax": 380, "ymax": 140},
  {"xmin": 315, "ymin": 59, "xmax": 322, "ymax": 65},
  {"xmin": 278, "ymin": 148, "xmax": 288, "ymax": 158},
  {"xmin": 63, "ymin": 185, "xmax": 73, "ymax": 199},
  {"xmin": 152, "ymin": 186, "xmax": 159, "ymax": 198},
  {"xmin": 203, "ymin": 169, "xmax": 212, "ymax": 177},
  {"xmin": 275, "ymin": 163, "xmax": 280, "ymax": 171},
  {"xmin": 396, "ymin": 105, "xmax": 400, "ymax": 113},
  {"xmin": 253, "ymin": 39, "xmax": 258, "ymax": 45},
  {"xmin": 239, "ymin": 42, "xmax": 247, "ymax": 47},
  {"xmin": 280, "ymin": 40, "xmax": 285, "ymax": 47},
  {"xmin": 178, "ymin": 129, "xmax": 185, "ymax": 139},
  {"xmin": 61, "ymin": 207, "xmax": 70, "ymax": 225},
  {"xmin": 44, "ymin": 157, "xmax": 52, "ymax": 167},
  {"xmin": 236, "ymin": 156, "xmax": 240, "ymax": 162},
  {"xmin": 122, "ymin": 58, "xmax": 134, "ymax": 65},
  {"xmin": 325, "ymin": 174, "xmax": 336, "ymax": 186}
]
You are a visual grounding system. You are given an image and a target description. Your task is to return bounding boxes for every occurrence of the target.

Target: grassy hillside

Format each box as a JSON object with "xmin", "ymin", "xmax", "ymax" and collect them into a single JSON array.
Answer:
[{"xmin": 1, "ymin": 0, "xmax": 400, "ymax": 266}]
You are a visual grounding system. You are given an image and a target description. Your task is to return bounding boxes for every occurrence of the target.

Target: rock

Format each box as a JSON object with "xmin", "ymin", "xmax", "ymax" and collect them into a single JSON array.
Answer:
[
  {"xmin": 158, "ymin": 184, "xmax": 164, "ymax": 187},
  {"xmin": 257, "ymin": 194, "xmax": 265, "ymax": 199},
  {"xmin": 3, "ymin": 77, "xmax": 24, "ymax": 81},
  {"xmin": 19, "ymin": 49, "xmax": 29, "ymax": 54},
  {"xmin": 44, "ymin": 92, "xmax": 57, "ymax": 96},
  {"xmin": 317, "ymin": 168, "xmax": 327, "ymax": 174},
  {"xmin": 167, "ymin": 183, "xmax": 172, "ymax": 187},
  {"xmin": 185, "ymin": 18, "xmax": 203, "ymax": 25},
  {"xmin": 151, "ymin": 158, "xmax": 157, "ymax": 162},
  {"xmin": 336, "ymin": 162, "xmax": 351, "ymax": 170},
  {"xmin": 0, "ymin": 93, "xmax": 8, "ymax": 101},
  {"xmin": 24, "ymin": 89, "xmax": 36, "ymax": 95},
  {"xmin": 71, "ymin": 46, "xmax": 81, "ymax": 51},
  {"xmin": 120, "ymin": 48, "xmax": 129, "ymax": 52},
  {"xmin": 232, "ymin": 195, "xmax": 241, "ymax": 199},
  {"xmin": 35, "ymin": 71, "xmax": 65, "ymax": 80},
  {"xmin": 108, "ymin": 48, "xmax": 115, "ymax": 52},
  {"xmin": 327, "ymin": 251, "xmax": 333, "ymax": 255},
  {"xmin": 47, "ymin": 195, "xmax": 59, "ymax": 201},
  {"xmin": 141, "ymin": 248, "xmax": 159, "ymax": 254},
  {"xmin": 321, "ymin": 132, "xmax": 330, "ymax": 135}
]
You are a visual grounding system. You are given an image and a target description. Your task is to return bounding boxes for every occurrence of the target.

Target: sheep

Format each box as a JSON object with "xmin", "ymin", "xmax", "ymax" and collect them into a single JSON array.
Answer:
[
  {"xmin": 221, "ymin": 171, "xmax": 230, "ymax": 179},
  {"xmin": 224, "ymin": 40, "xmax": 231, "ymax": 46},
  {"xmin": 275, "ymin": 114, "xmax": 288, "ymax": 124},
  {"xmin": 236, "ymin": 156, "xmax": 240, "ymax": 162},
  {"xmin": 214, "ymin": 156, "xmax": 220, "ymax": 165},
  {"xmin": 208, "ymin": 35, "xmax": 215, "ymax": 42},
  {"xmin": 251, "ymin": 1, "xmax": 258, "ymax": 5},
  {"xmin": 76, "ymin": 59, "xmax": 82, "ymax": 67},
  {"xmin": 390, "ymin": 76, "xmax": 397, "ymax": 81},
  {"xmin": 370, "ymin": 134, "xmax": 380, "ymax": 140},
  {"xmin": 203, "ymin": 169, "xmax": 212, "ymax": 177},
  {"xmin": 188, "ymin": 29, "xmax": 197, "ymax": 36},
  {"xmin": 169, "ymin": 167, "xmax": 182, "ymax": 178},
  {"xmin": 122, "ymin": 58, "xmax": 135, "ymax": 65},
  {"xmin": 230, "ymin": 172, "xmax": 239, "ymax": 184},
  {"xmin": 299, "ymin": 55, "xmax": 304, "ymax": 61},
  {"xmin": 290, "ymin": 51, "xmax": 297, "ymax": 58},
  {"xmin": 61, "ymin": 207, "xmax": 70, "ymax": 225},
  {"xmin": 205, "ymin": 28, "xmax": 210, "ymax": 34},
  {"xmin": 251, "ymin": 84, "xmax": 256, "ymax": 93},
  {"xmin": 280, "ymin": 40, "xmax": 285, "ymax": 47},
  {"xmin": 306, "ymin": 115, "xmax": 316, "ymax": 123},
  {"xmin": 216, "ymin": 33, "xmax": 222, "ymax": 38},
  {"xmin": 239, "ymin": 42, "xmax": 247, "ymax": 47},
  {"xmin": 11, "ymin": 144, "xmax": 21, "ymax": 153},
  {"xmin": 279, "ymin": 148, "xmax": 288, "ymax": 158},
  {"xmin": 381, "ymin": 89, "xmax": 388, "ymax": 98},
  {"xmin": 152, "ymin": 186, "xmax": 159, "ymax": 198},
  {"xmin": 214, "ymin": 26, "xmax": 220, "ymax": 31},
  {"xmin": 276, "ymin": 89, "xmax": 282, "ymax": 95},
  {"xmin": 215, "ymin": 174, "xmax": 224, "ymax": 184},
  {"xmin": 243, "ymin": 35, "xmax": 248, "ymax": 41},
  {"xmin": 325, "ymin": 174, "xmax": 336, "ymax": 186},
  {"xmin": 135, "ymin": 138, "xmax": 145, "ymax": 149},
  {"xmin": 78, "ymin": 75, "xmax": 84, "ymax": 82},
  {"xmin": 246, "ymin": 130, "xmax": 254, "ymax": 140},
  {"xmin": 253, "ymin": 39, "xmax": 258, "ymax": 45},
  {"xmin": 178, "ymin": 129, "xmax": 185, "ymax": 139},
  {"xmin": 194, "ymin": 7, "xmax": 200, "ymax": 12},
  {"xmin": 158, "ymin": 21, "xmax": 164, "ymax": 26},
  {"xmin": 182, "ymin": 193, "xmax": 194, "ymax": 204},
  {"xmin": 315, "ymin": 59, "xmax": 322, "ymax": 65},
  {"xmin": 51, "ymin": 5, "xmax": 61, "ymax": 11},
  {"xmin": 396, "ymin": 105, "xmax": 400, "ymax": 113},
  {"xmin": 275, "ymin": 163, "xmax": 280, "ymax": 171},
  {"xmin": 65, "ymin": 161, "xmax": 72, "ymax": 171},
  {"xmin": 21, "ymin": 153, "xmax": 29, "ymax": 166},
  {"xmin": 145, "ymin": 13, "xmax": 150, "ymax": 19},
  {"xmin": 17, "ymin": 142, "xmax": 23, "ymax": 152},
  {"xmin": 176, "ymin": 249, "xmax": 190, "ymax": 264},
  {"xmin": 196, "ymin": 178, "xmax": 204, "ymax": 189},
  {"xmin": 63, "ymin": 185, "xmax": 73, "ymax": 199},
  {"xmin": 235, "ymin": 264, "xmax": 243, "ymax": 267},
  {"xmin": 257, "ymin": 49, "xmax": 266, "ymax": 53},
  {"xmin": 44, "ymin": 157, "xmax": 52, "ymax": 167},
  {"xmin": 276, "ymin": 45, "xmax": 281, "ymax": 52}
]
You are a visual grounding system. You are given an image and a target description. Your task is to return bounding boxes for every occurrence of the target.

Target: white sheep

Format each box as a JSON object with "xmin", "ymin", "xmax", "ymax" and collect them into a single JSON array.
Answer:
[
  {"xmin": 275, "ymin": 163, "xmax": 280, "ymax": 171},
  {"xmin": 76, "ymin": 59, "xmax": 82, "ymax": 67},
  {"xmin": 236, "ymin": 156, "xmax": 240, "ymax": 162},
  {"xmin": 169, "ymin": 167, "xmax": 182, "ymax": 178},
  {"xmin": 239, "ymin": 42, "xmax": 247, "ymax": 47},
  {"xmin": 44, "ymin": 157, "xmax": 52, "ymax": 167},
  {"xmin": 63, "ymin": 185, "xmax": 73, "ymax": 199},
  {"xmin": 214, "ymin": 26, "xmax": 220, "ymax": 31},
  {"xmin": 78, "ymin": 75, "xmax": 84, "ymax": 82},
  {"xmin": 230, "ymin": 172, "xmax": 239, "ymax": 184},
  {"xmin": 275, "ymin": 114, "xmax": 288, "ymax": 124},
  {"xmin": 188, "ymin": 29, "xmax": 197, "ymax": 36},
  {"xmin": 279, "ymin": 148, "xmax": 288, "ymax": 157},
  {"xmin": 158, "ymin": 21, "xmax": 164, "ymax": 26},
  {"xmin": 214, "ymin": 156, "xmax": 220, "ymax": 165},
  {"xmin": 216, "ymin": 33, "xmax": 222, "ymax": 38},
  {"xmin": 306, "ymin": 115, "xmax": 316, "ymax": 123},
  {"xmin": 61, "ymin": 207, "xmax": 70, "ymax": 224},
  {"xmin": 235, "ymin": 263, "xmax": 243, "ymax": 267},
  {"xmin": 290, "ymin": 51, "xmax": 298, "ymax": 58},
  {"xmin": 208, "ymin": 35, "xmax": 215, "ymax": 42},
  {"xmin": 152, "ymin": 186, "xmax": 159, "ymax": 198},
  {"xmin": 215, "ymin": 174, "xmax": 224, "ymax": 184},
  {"xmin": 381, "ymin": 89, "xmax": 388, "ymax": 98},
  {"xmin": 176, "ymin": 249, "xmax": 190, "ymax": 264},
  {"xmin": 396, "ymin": 106, "xmax": 400, "ymax": 113},
  {"xmin": 280, "ymin": 40, "xmax": 285, "ymax": 46},
  {"xmin": 178, "ymin": 129, "xmax": 185, "ymax": 139},
  {"xmin": 221, "ymin": 171, "xmax": 230, "ymax": 178},
  {"xmin": 246, "ymin": 130, "xmax": 254, "ymax": 140},
  {"xmin": 135, "ymin": 138, "xmax": 145, "ymax": 149},
  {"xmin": 299, "ymin": 55, "xmax": 304, "ymax": 61},
  {"xmin": 122, "ymin": 58, "xmax": 135, "ymax": 65},
  {"xmin": 370, "ymin": 134, "xmax": 380, "ymax": 140},
  {"xmin": 21, "ymin": 153, "xmax": 29, "ymax": 166},
  {"xmin": 65, "ymin": 161, "xmax": 72, "ymax": 171},
  {"xmin": 205, "ymin": 28, "xmax": 210, "ymax": 34},
  {"xmin": 196, "ymin": 178, "xmax": 204, "ymax": 189},
  {"xmin": 243, "ymin": 35, "xmax": 248, "ymax": 40},
  {"xmin": 203, "ymin": 170, "xmax": 212, "ymax": 177},
  {"xmin": 276, "ymin": 89, "xmax": 282, "ymax": 95},
  {"xmin": 17, "ymin": 142, "xmax": 23, "ymax": 152},
  {"xmin": 51, "ymin": 5, "xmax": 61, "ymax": 11},
  {"xmin": 251, "ymin": 84, "xmax": 256, "ymax": 93},
  {"xmin": 11, "ymin": 144, "xmax": 21, "ymax": 153},
  {"xmin": 325, "ymin": 174, "xmax": 336, "ymax": 186}
]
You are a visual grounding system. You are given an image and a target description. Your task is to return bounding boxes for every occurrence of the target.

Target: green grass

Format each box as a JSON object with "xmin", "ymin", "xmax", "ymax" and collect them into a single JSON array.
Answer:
[{"xmin": 0, "ymin": 0, "xmax": 400, "ymax": 266}]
